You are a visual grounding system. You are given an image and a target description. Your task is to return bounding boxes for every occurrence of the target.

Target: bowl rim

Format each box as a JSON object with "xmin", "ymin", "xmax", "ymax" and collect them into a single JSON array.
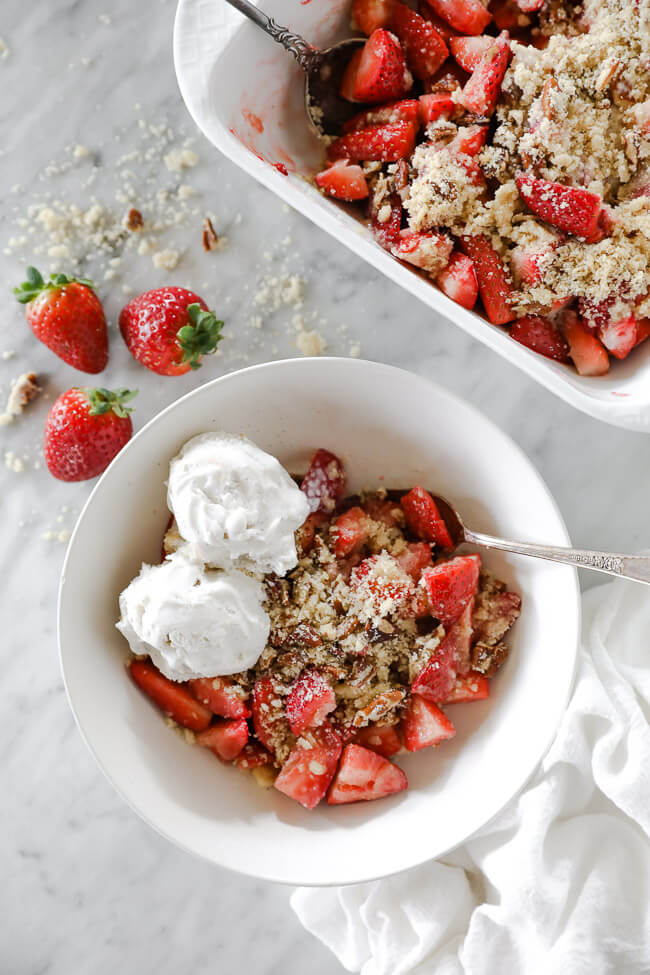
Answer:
[
  {"xmin": 57, "ymin": 357, "xmax": 581, "ymax": 886},
  {"xmin": 172, "ymin": 0, "xmax": 650, "ymax": 433}
]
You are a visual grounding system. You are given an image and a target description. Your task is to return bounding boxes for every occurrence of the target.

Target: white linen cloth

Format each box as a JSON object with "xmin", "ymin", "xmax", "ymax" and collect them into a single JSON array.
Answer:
[{"xmin": 291, "ymin": 577, "xmax": 650, "ymax": 974}]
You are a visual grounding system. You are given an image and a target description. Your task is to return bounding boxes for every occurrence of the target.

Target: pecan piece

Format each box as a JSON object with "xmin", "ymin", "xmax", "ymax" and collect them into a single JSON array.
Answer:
[
  {"xmin": 352, "ymin": 688, "xmax": 405, "ymax": 728},
  {"xmin": 202, "ymin": 216, "xmax": 219, "ymax": 251},
  {"xmin": 471, "ymin": 641, "xmax": 509, "ymax": 677},
  {"xmin": 125, "ymin": 207, "xmax": 144, "ymax": 231},
  {"xmin": 291, "ymin": 623, "xmax": 322, "ymax": 647},
  {"xmin": 541, "ymin": 77, "xmax": 559, "ymax": 120}
]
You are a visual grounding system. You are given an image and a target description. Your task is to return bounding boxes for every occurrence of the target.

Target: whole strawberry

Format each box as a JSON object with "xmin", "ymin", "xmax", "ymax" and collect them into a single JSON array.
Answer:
[
  {"xmin": 119, "ymin": 287, "xmax": 224, "ymax": 376},
  {"xmin": 14, "ymin": 267, "xmax": 108, "ymax": 374},
  {"xmin": 44, "ymin": 387, "xmax": 137, "ymax": 482}
]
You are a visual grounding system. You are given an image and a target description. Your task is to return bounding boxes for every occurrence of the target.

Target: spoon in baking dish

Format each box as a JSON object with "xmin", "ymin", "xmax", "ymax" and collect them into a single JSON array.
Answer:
[
  {"xmin": 432, "ymin": 494, "xmax": 650, "ymax": 584},
  {"xmin": 221, "ymin": 0, "xmax": 364, "ymax": 135}
]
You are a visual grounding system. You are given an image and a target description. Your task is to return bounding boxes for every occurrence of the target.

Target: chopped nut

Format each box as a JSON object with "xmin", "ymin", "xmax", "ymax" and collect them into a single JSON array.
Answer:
[
  {"xmin": 125, "ymin": 207, "xmax": 144, "ymax": 231},
  {"xmin": 291, "ymin": 623, "xmax": 322, "ymax": 647},
  {"xmin": 202, "ymin": 216, "xmax": 219, "ymax": 252},
  {"xmin": 540, "ymin": 77, "xmax": 559, "ymax": 120},
  {"xmin": 352, "ymin": 688, "xmax": 405, "ymax": 728}
]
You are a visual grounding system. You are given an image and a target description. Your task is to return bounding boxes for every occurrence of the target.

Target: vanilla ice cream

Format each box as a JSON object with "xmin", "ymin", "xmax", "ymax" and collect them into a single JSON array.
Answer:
[
  {"xmin": 167, "ymin": 432, "xmax": 310, "ymax": 575},
  {"xmin": 116, "ymin": 550, "xmax": 270, "ymax": 681}
]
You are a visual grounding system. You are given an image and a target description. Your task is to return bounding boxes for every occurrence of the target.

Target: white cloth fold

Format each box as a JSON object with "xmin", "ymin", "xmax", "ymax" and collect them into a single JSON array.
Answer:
[{"xmin": 292, "ymin": 578, "xmax": 650, "ymax": 974}]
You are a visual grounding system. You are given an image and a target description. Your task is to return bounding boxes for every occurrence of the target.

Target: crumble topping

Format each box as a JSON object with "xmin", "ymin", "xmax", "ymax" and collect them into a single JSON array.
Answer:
[{"xmin": 406, "ymin": 146, "xmax": 485, "ymax": 233}]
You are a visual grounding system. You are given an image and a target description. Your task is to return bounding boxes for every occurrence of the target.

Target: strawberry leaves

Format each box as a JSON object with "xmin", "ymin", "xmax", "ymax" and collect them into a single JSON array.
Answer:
[
  {"xmin": 81, "ymin": 387, "xmax": 138, "ymax": 418},
  {"xmin": 13, "ymin": 266, "xmax": 94, "ymax": 304},
  {"xmin": 177, "ymin": 303, "xmax": 224, "ymax": 370}
]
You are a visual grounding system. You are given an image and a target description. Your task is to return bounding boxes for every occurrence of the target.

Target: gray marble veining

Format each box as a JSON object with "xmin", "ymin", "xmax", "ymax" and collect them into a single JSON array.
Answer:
[{"xmin": 2, "ymin": 1, "xmax": 650, "ymax": 972}]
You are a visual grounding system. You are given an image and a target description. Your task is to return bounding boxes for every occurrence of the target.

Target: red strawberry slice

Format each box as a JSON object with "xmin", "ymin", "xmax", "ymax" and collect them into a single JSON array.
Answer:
[
  {"xmin": 189, "ymin": 677, "xmax": 251, "ymax": 719},
  {"xmin": 300, "ymin": 448, "xmax": 346, "ymax": 513},
  {"xmin": 328, "ymin": 120, "xmax": 417, "ymax": 162},
  {"xmin": 442, "ymin": 672, "xmax": 490, "ymax": 703},
  {"xmin": 332, "ymin": 506, "xmax": 372, "ymax": 557},
  {"xmin": 389, "ymin": 2, "xmax": 449, "ymax": 80},
  {"xmin": 274, "ymin": 724, "xmax": 342, "ymax": 809},
  {"xmin": 341, "ymin": 49, "xmax": 364, "ymax": 101},
  {"xmin": 598, "ymin": 316, "xmax": 637, "ymax": 360},
  {"xmin": 420, "ymin": 554, "xmax": 481, "ymax": 624},
  {"xmin": 129, "ymin": 659, "xmax": 212, "ymax": 732},
  {"xmin": 234, "ymin": 741, "xmax": 274, "ymax": 770},
  {"xmin": 511, "ymin": 315, "xmax": 571, "ymax": 363},
  {"xmin": 316, "ymin": 161, "xmax": 369, "ymax": 201},
  {"xmin": 327, "ymin": 743, "xmax": 408, "ymax": 803},
  {"xmin": 419, "ymin": 92, "xmax": 455, "ymax": 123},
  {"xmin": 351, "ymin": 29, "xmax": 413, "ymax": 104},
  {"xmin": 459, "ymin": 235, "xmax": 515, "ymax": 324},
  {"xmin": 401, "ymin": 485, "xmax": 454, "ymax": 547},
  {"xmin": 421, "ymin": 0, "xmax": 491, "ymax": 35},
  {"xmin": 635, "ymin": 317, "xmax": 650, "ymax": 346},
  {"xmin": 490, "ymin": 0, "xmax": 527, "ymax": 28},
  {"xmin": 353, "ymin": 723, "xmax": 402, "ymax": 757},
  {"xmin": 396, "ymin": 542, "xmax": 433, "ymax": 581},
  {"xmin": 437, "ymin": 251, "xmax": 479, "ymax": 309},
  {"xmin": 562, "ymin": 311, "xmax": 609, "ymax": 376},
  {"xmin": 362, "ymin": 494, "xmax": 401, "ymax": 526},
  {"xmin": 450, "ymin": 35, "xmax": 494, "ymax": 72},
  {"xmin": 458, "ymin": 31, "xmax": 511, "ymax": 116},
  {"xmin": 449, "ymin": 124, "xmax": 488, "ymax": 156},
  {"xmin": 402, "ymin": 695, "xmax": 455, "ymax": 750},
  {"xmin": 350, "ymin": 554, "xmax": 413, "ymax": 614},
  {"xmin": 412, "ymin": 629, "xmax": 458, "ymax": 701},
  {"xmin": 446, "ymin": 597, "xmax": 474, "ymax": 674},
  {"xmin": 515, "ymin": 173, "xmax": 602, "ymax": 239},
  {"xmin": 197, "ymin": 718, "xmax": 249, "ymax": 761},
  {"xmin": 418, "ymin": 2, "xmax": 460, "ymax": 41},
  {"xmin": 343, "ymin": 98, "xmax": 421, "ymax": 132},
  {"xmin": 370, "ymin": 192, "xmax": 403, "ymax": 250},
  {"xmin": 352, "ymin": 0, "xmax": 395, "ymax": 34},
  {"xmin": 252, "ymin": 676, "xmax": 289, "ymax": 755},
  {"xmin": 391, "ymin": 230, "xmax": 453, "ymax": 276},
  {"xmin": 286, "ymin": 670, "xmax": 337, "ymax": 735}
]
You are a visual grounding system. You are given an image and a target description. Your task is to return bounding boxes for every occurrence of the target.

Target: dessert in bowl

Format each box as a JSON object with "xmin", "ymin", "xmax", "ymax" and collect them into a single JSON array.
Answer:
[{"xmin": 58, "ymin": 357, "xmax": 579, "ymax": 884}]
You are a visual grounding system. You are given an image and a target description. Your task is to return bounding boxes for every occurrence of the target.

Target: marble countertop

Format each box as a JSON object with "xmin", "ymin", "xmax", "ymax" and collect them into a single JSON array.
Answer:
[{"xmin": 3, "ymin": 1, "xmax": 650, "ymax": 972}]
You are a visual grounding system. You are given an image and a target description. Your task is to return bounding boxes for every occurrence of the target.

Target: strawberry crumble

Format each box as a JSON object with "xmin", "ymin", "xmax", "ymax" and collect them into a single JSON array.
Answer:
[
  {"xmin": 123, "ymin": 442, "xmax": 521, "ymax": 811},
  {"xmin": 312, "ymin": 0, "xmax": 650, "ymax": 376}
]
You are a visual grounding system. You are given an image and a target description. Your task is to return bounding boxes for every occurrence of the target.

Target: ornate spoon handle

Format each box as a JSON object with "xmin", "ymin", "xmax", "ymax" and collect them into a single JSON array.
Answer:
[
  {"xmin": 222, "ymin": 0, "xmax": 322, "ymax": 72},
  {"xmin": 464, "ymin": 530, "xmax": 650, "ymax": 585}
]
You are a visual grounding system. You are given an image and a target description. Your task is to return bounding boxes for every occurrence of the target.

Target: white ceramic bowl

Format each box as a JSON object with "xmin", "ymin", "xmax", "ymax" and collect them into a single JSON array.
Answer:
[
  {"xmin": 58, "ymin": 358, "xmax": 580, "ymax": 886},
  {"xmin": 173, "ymin": 0, "xmax": 650, "ymax": 432}
]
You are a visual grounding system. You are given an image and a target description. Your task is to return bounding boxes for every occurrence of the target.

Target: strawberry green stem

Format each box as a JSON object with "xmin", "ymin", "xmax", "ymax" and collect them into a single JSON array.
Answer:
[
  {"xmin": 80, "ymin": 387, "xmax": 137, "ymax": 419},
  {"xmin": 177, "ymin": 303, "xmax": 224, "ymax": 369},
  {"xmin": 13, "ymin": 266, "xmax": 95, "ymax": 304}
]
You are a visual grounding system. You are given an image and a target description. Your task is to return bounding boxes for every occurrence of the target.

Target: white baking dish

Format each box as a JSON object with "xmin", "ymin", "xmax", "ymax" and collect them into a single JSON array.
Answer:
[{"xmin": 173, "ymin": 0, "xmax": 650, "ymax": 431}]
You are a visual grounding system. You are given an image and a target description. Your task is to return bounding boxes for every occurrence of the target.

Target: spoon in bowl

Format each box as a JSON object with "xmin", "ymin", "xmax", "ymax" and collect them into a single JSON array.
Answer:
[
  {"xmin": 433, "ymin": 494, "xmax": 650, "ymax": 585},
  {"xmin": 222, "ymin": 0, "xmax": 364, "ymax": 135}
]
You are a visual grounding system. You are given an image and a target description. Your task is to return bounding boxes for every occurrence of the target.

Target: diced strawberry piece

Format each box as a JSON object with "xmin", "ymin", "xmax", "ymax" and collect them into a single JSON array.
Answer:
[
  {"xmin": 353, "ymin": 723, "xmax": 402, "ymax": 757},
  {"xmin": 189, "ymin": 676, "xmax": 251, "ymax": 719},
  {"xmin": 392, "ymin": 230, "xmax": 453, "ymax": 276},
  {"xmin": 449, "ymin": 124, "xmax": 488, "ymax": 156},
  {"xmin": 129, "ymin": 659, "xmax": 212, "ymax": 732},
  {"xmin": 402, "ymin": 695, "xmax": 455, "ymax": 751},
  {"xmin": 442, "ymin": 672, "xmax": 490, "ymax": 703},
  {"xmin": 515, "ymin": 173, "xmax": 602, "ymax": 239},
  {"xmin": 418, "ymin": 2, "xmax": 460, "ymax": 42},
  {"xmin": 300, "ymin": 448, "xmax": 346, "ymax": 513},
  {"xmin": 350, "ymin": 554, "xmax": 413, "ymax": 614},
  {"xmin": 421, "ymin": 0, "xmax": 492, "ymax": 34},
  {"xmin": 458, "ymin": 31, "xmax": 511, "ymax": 116},
  {"xmin": 389, "ymin": 2, "xmax": 449, "ymax": 80},
  {"xmin": 509, "ymin": 241, "xmax": 554, "ymax": 286},
  {"xmin": 396, "ymin": 541, "xmax": 433, "ymax": 581},
  {"xmin": 343, "ymin": 98, "xmax": 421, "ymax": 132},
  {"xmin": 598, "ymin": 316, "xmax": 637, "ymax": 360},
  {"xmin": 252, "ymin": 676, "xmax": 287, "ymax": 754},
  {"xmin": 370, "ymin": 192, "xmax": 403, "ymax": 250},
  {"xmin": 328, "ymin": 121, "xmax": 417, "ymax": 163},
  {"xmin": 412, "ymin": 629, "xmax": 457, "ymax": 700},
  {"xmin": 562, "ymin": 313, "xmax": 610, "ymax": 375},
  {"xmin": 234, "ymin": 741, "xmax": 274, "ymax": 770},
  {"xmin": 400, "ymin": 485, "xmax": 453, "ymax": 547},
  {"xmin": 511, "ymin": 314, "xmax": 571, "ymax": 363},
  {"xmin": 490, "ymin": 0, "xmax": 527, "ymax": 29},
  {"xmin": 351, "ymin": 29, "xmax": 413, "ymax": 104},
  {"xmin": 286, "ymin": 669, "xmax": 337, "ymax": 735},
  {"xmin": 362, "ymin": 494, "xmax": 401, "ymax": 526},
  {"xmin": 332, "ymin": 506, "xmax": 372, "ymax": 557},
  {"xmin": 450, "ymin": 35, "xmax": 494, "ymax": 72},
  {"xmin": 274, "ymin": 724, "xmax": 342, "ymax": 809},
  {"xmin": 327, "ymin": 743, "xmax": 408, "ymax": 803},
  {"xmin": 459, "ymin": 235, "xmax": 515, "ymax": 324},
  {"xmin": 420, "ymin": 554, "xmax": 481, "ymax": 624},
  {"xmin": 340, "ymin": 49, "xmax": 363, "ymax": 101},
  {"xmin": 316, "ymin": 161, "xmax": 369, "ymax": 201},
  {"xmin": 635, "ymin": 317, "xmax": 650, "ymax": 346},
  {"xmin": 197, "ymin": 718, "xmax": 249, "ymax": 761},
  {"xmin": 352, "ymin": 0, "xmax": 395, "ymax": 35},
  {"xmin": 419, "ymin": 92, "xmax": 455, "ymax": 123},
  {"xmin": 436, "ymin": 250, "xmax": 479, "ymax": 309}
]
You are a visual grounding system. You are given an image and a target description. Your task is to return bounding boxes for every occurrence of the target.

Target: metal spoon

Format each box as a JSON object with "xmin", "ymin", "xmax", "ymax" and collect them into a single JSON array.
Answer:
[
  {"xmin": 432, "ymin": 494, "xmax": 650, "ymax": 585},
  {"xmin": 222, "ymin": 0, "xmax": 364, "ymax": 135}
]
